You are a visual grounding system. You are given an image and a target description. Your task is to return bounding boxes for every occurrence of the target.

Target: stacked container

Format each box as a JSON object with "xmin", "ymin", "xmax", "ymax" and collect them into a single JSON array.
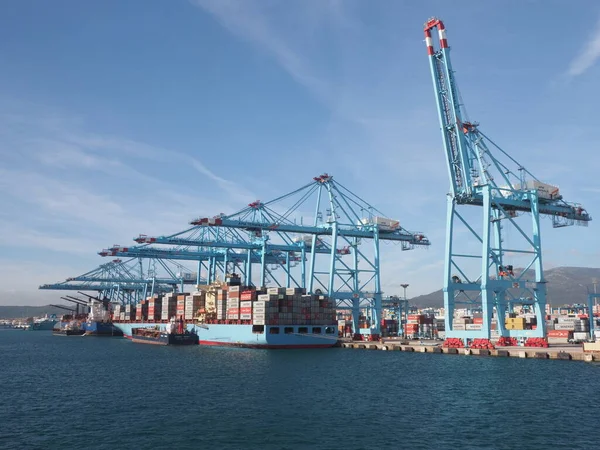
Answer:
[
  {"xmin": 124, "ymin": 304, "xmax": 135, "ymax": 321},
  {"xmin": 205, "ymin": 289, "xmax": 217, "ymax": 315},
  {"xmin": 135, "ymin": 301, "xmax": 147, "ymax": 321},
  {"xmin": 176, "ymin": 295, "xmax": 185, "ymax": 319},
  {"xmin": 161, "ymin": 293, "xmax": 177, "ymax": 321},
  {"xmin": 505, "ymin": 317, "xmax": 525, "ymax": 330},
  {"xmin": 148, "ymin": 296, "xmax": 162, "ymax": 321},
  {"xmin": 227, "ymin": 295, "xmax": 239, "ymax": 320},
  {"xmin": 452, "ymin": 316, "xmax": 472, "ymax": 331},
  {"xmin": 184, "ymin": 293, "xmax": 204, "ymax": 320},
  {"xmin": 113, "ymin": 304, "xmax": 122, "ymax": 321},
  {"xmin": 406, "ymin": 314, "xmax": 421, "ymax": 336},
  {"xmin": 573, "ymin": 318, "xmax": 590, "ymax": 341},
  {"xmin": 253, "ymin": 300, "xmax": 266, "ymax": 325}
]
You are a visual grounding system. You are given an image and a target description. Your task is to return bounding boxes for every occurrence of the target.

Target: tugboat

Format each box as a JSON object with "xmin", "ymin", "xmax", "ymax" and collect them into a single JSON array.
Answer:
[{"xmin": 131, "ymin": 317, "xmax": 198, "ymax": 346}]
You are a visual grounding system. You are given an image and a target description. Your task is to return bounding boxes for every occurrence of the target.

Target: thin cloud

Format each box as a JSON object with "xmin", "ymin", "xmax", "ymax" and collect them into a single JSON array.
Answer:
[
  {"xmin": 191, "ymin": 0, "xmax": 332, "ymax": 103},
  {"xmin": 189, "ymin": 157, "xmax": 255, "ymax": 205},
  {"xmin": 568, "ymin": 17, "xmax": 600, "ymax": 76}
]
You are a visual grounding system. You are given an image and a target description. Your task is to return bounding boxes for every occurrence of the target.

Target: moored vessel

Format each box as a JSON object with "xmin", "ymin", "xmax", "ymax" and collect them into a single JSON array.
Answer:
[
  {"xmin": 25, "ymin": 315, "xmax": 58, "ymax": 331},
  {"xmin": 131, "ymin": 318, "xmax": 198, "ymax": 346},
  {"xmin": 113, "ymin": 279, "xmax": 338, "ymax": 349}
]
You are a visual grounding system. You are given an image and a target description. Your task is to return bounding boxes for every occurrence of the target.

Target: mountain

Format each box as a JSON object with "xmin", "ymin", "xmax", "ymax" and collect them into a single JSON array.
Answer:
[
  {"xmin": 0, "ymin": 305, "xmax": 72, "ymax": 319},
  {"xmin": 2, "ymin": 266, "xmax": 598, "ymax": 316},
  {"xmin": 409, "ymin": 266, "xmax": 600, "ymax": 308}
]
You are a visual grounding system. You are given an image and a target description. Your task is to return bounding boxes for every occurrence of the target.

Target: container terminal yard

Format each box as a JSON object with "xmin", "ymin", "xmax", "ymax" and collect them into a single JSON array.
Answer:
[{"xmin": 26, "ymin": 18, "xmax": 599, "ymax": 359}]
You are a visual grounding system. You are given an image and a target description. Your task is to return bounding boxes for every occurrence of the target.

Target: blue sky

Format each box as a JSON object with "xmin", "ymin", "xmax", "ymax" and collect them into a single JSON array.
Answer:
[{"xmin": 1, "ymin": 0, "xmax": 599, "ymax": 305}]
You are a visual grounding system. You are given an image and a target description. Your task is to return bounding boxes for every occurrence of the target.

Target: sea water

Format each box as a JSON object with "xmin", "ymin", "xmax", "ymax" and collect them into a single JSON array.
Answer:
[{"xmin": 1, "ymin": 329, "xmax": 599, "ymax": 449}]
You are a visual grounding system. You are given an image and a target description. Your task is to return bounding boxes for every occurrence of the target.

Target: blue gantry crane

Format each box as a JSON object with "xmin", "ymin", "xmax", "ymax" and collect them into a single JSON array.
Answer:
[
  {"xmin": 99, "ymin": 244, "xmax": 304, "ymax": 287},
  {"xmin": 125, "ymin": 220, "xmax": 335, "ymax": 288},
  {"xmin": 423, "ymin": 18, "xmax": 591, "ymax": 342},
  {"xmin": 39, "ymin": 257, "xmax": 203, "ymax": 304},
  {"xmin": 191, "ymin": 174, "xmax": 430, "ymax": 338}
]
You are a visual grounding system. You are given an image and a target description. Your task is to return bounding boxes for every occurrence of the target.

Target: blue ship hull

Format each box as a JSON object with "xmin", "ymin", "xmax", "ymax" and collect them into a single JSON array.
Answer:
[
  {"xmin": 114, "ymin": 322, "xmax": 338, "ymax": 349},
  {"xmin": 82, "ymin": 321, "xmax": 123, "ymax": 336}
]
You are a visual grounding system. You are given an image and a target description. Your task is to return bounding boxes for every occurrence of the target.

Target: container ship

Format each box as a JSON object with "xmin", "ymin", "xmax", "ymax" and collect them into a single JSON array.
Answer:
[{"xmin": 112, "ymin": 278, "xmax": 338, "ymax": 349}]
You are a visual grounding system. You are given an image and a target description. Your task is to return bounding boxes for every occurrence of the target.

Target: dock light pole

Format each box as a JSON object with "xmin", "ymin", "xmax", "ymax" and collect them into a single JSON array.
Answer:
[
  {"xmin": 400, "ymin": 284, "xmax": 409, "ymax": 338},
  {"xmin": 401, "ymin": 284, "xmax": 409, "ymax": 301}
]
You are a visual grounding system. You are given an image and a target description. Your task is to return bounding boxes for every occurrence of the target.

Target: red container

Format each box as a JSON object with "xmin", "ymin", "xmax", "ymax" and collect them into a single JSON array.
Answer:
[
  {"xmin": 473, "ymin": 318, "xmax": 484, "ymax": 324},
  {"xmin": 240, "ymin": 307, "xmax": 252, "ymax": 314},
  {"xmin": 548, "ymin": 330, "xmax": 572, "ymax": 338}
]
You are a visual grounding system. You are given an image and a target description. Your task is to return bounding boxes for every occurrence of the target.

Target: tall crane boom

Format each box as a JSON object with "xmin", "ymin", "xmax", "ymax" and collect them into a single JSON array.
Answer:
[
  {"xmin": 423, "ymin": 17, "xmax": 591, "ymax": 343},
  {"xmin": 424, "ymin": 18, "xmax": 470, "ymax": 197}
]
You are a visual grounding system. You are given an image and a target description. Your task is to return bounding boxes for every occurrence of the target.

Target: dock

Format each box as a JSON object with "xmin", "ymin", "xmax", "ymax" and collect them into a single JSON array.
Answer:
[{"xmin": 339, "ymin": 339, "xmax": 600, "ymax": 362}]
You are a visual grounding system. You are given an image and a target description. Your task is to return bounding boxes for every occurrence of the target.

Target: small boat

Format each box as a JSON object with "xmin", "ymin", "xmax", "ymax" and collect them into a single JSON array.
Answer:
[
  {"xmin": 53, "ymin": 320, "xmax": 85, "ymax": 336},
  {"xmin": 131, "ymin": 318, "xmax": 198, "ymax": 346}
]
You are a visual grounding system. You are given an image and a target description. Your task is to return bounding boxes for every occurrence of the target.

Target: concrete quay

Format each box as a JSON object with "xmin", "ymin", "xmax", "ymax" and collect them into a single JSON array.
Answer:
[{"xmin": 340, "ymin": 339, "xmax": 600, "ymax": 363}]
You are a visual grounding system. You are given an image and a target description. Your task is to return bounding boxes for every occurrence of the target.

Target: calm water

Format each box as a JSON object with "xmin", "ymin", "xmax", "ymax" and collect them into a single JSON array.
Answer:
[{"xmin": 1, "ymin": 329, "xmax": 599, "ymax": 450}]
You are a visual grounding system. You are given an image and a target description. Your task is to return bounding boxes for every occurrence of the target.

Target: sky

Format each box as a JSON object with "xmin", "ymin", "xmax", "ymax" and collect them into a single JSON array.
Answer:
[{"xmin": 1, "ymin": 0, "xmax": 599, "ymax": 305}]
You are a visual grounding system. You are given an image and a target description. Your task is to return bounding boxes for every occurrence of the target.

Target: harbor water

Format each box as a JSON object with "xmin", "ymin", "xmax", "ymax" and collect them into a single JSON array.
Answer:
[{"xmin": 1, "ymin": 329, "xmax": 600, "ymax": 449}]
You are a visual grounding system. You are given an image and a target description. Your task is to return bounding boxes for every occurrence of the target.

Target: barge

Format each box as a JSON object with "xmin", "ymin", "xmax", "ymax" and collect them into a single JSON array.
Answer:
[{"xmin": 131, "ymin": 319, "xmax": 198, "ymax": 346}]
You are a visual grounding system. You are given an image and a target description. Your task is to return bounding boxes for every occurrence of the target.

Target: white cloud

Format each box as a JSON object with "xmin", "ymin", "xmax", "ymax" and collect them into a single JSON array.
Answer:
[
  {"xmin": 568, "ymin": 17, "xmax": 600, "ymax": 76},
  {"xmin": 189, "ymin": 157, "xmax": 256, "ymax": 205}
]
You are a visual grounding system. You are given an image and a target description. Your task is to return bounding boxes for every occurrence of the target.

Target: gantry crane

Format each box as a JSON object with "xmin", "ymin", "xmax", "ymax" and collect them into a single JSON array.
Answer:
[
  {"xmin": 423, "ymin": 18, "xmax": 591, "ymax": 342},
  {"xmin": 39, "ymin": 257, "xmax": 203, "ymax": 303},
  {"xmin": 99, "ymin": 245, "xmax": 303, "ymax": 287},
  {"xmin": 192, "ymin": 174, "xmax": 430, "ymax": 338},
  {"xmin": 126, "ymin": 221, "xmax": 335, "ymax": 288}
]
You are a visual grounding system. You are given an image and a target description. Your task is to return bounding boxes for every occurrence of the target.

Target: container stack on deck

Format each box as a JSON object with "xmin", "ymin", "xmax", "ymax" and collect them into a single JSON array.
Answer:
[
  {"xmin": 135, "ymin": 301, "xmax": 147, "ymax": 321},
  {"xmin": 113, "ymin": 304, "xmax": 121, "ymax": 320},
  {"xmin": 111, "ymin": 282, "xmax": 336, "ymax": 327},
  {"xmin": 185, "ymin": 292, "xmax": 204, "ymax": 320},
  {"xmin": 148, "ymin": 296, "xmax": 162, "ymax": 321},
  {"xmin": 161, "ymin": 294, "xmax": 175, "ymax": 321},
  {"xmin": 124, "ymin": 304, "xmax": 135, "ymax": 321}
]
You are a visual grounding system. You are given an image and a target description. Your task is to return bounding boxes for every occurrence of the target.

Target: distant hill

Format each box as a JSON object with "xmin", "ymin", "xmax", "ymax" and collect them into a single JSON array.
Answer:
[
  {"xmin": 409, "ymin": 266, "xmax": 600, "ymax": 308},
  {"xmin": 0, "ymin": 305, "xmax": 71, "ymax": 319},
  {"xmin": 2, "ymin": 266, "xmax": 598, "ymax": 316}
]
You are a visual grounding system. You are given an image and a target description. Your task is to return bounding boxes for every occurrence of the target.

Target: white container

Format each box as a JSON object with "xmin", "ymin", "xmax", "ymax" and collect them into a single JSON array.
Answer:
[
  {"xmin": 557, "ymin": 317, "xmax": 577, "ymax": 323},
  {"xmin": 253, "ymin": 301, "xmax": 266, "ymax": 309},
  {"xmin": 257, "ymin": 294, "xmax": 271, "ymax": 301},
  {"xmin": 573, "ymin": 332, "xmax": 590, "ymax": 341},
  {"xmin": 240, "ymin": 314, "xmax": 252, "ymax": 320},
  {"xmin": 465, "ymin": 324, "xmax": 482, "ymax": 330},
  {"xmin": 453, "ymin": 324, "xmax": 466, "ymax": 330},
  {"xmin": 240, "ymin": 301, "xmax": 252, "ymax": 308},
  {"xmin": 359, "ymin": 216, "xmax": 400, "ymax": 231},
  {"xmin": 518, "ymin": 180, "xmax": 559, "ymax": 199},
  {"xmin": 228, "ymin": 285, "xmax": 240, "ymax": 293},
  {"xmin": 253, "ymin": 318, "xmax": 265, "ymax": 325}
]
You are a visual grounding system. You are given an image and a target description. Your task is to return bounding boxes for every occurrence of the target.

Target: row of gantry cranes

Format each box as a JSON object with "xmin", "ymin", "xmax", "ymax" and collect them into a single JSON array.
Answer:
[{"xmin": 40, "ymin": 18, "xmax": 592, "ymax": 343}]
